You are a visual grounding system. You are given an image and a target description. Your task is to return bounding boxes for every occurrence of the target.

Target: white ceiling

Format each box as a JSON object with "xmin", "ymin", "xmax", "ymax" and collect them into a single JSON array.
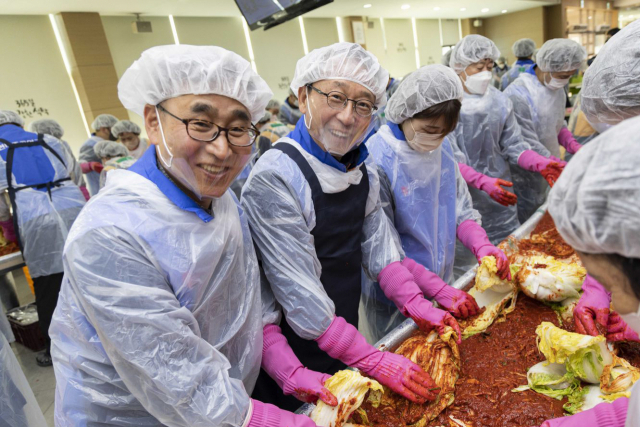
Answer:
[{"xmin": 0, "ymin": 0, "xmax": 560, "ymax": 20}]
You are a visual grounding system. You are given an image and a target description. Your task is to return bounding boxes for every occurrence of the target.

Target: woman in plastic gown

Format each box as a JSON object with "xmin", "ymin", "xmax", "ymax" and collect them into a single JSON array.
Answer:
[
  {"xmin": 242, "ymin": 42, "xmax": 459, "ymax": 411},
  {"xmin": 504, "ymin": 39, "xmax": 587, "ymax": 222},
  {"xmin": 361, "ymin": 64, "xmax": 512, "ymax": 342},
  {"xmin": 447, "ymin": 35, "xmax": 564, "ymax": 278},
  {"xmin": 49, "ymin": 45, "xmax": 338, "ymax": 427},
  {"xmin": 539, "ymin": 115, "xmax": 640, "ymax": 427}
]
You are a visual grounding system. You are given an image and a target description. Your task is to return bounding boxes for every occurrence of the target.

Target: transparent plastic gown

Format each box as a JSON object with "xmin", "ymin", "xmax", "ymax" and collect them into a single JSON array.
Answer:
[
  {"xmin": 50, "ymin": 168, "xmax": 276, "ymax": 427},
  {"xmin": 241, "ymin": 138, "xmax": 404, "ymax": 340}
]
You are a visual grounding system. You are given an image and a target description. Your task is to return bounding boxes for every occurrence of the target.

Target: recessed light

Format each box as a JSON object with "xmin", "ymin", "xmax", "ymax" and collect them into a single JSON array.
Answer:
[
  {"xmin": 588, "ymin": 15, "xmax": 593, "ymax": 19},
  {"xmin": 434, "ymin": 7, "xmax": 440, "ymax": 11},
  {"xmin": 502, "ymin": 9, "xmax": 507, "ymax": 13},
  {"xmin": 481, "ymin": 8, "xmax": 489, "ymax": 13},
  {"xmin": 401, "ymin": 4, "xmax": 410, "ymax": 10},
  {"xmin": 460, "ymin": 7, "xmax": 466, "ymax": 11},
  {"xmin": 364, "ymin": 4, "xmax": 372, "ymax": 8}
]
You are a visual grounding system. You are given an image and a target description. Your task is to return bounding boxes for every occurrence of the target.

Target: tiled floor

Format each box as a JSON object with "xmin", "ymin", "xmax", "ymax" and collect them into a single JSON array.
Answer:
[{"xmin": 6, "ymin": 268, "xmax": 56, "ymax": 427}]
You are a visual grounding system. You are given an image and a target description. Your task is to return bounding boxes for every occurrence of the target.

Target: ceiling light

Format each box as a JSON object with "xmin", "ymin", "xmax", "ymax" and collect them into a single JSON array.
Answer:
[
  {"xmin": 588, "ymin": 16, "xmax": 593, "ymax": 19},
  {"xmin": 364, "ymin": 4, "xmax": 372, "ymax": 8},
  {"xmin": 460, "ymin": 7, "xmax": 466, "ymax": 11},
  {"xmin": 502, "ymin": 10, "xmax": 507, "ymax": 13},
  {"xmin": 401, "ymin": 4, "xmax": 410, "ymax": 10},
  {"xmin": 481, "ymin": 8, "xmax": 489, "ymax": 13},
  {"xmin": 434, "ymin": 7, "xmax": 440, "ymax": 11}
]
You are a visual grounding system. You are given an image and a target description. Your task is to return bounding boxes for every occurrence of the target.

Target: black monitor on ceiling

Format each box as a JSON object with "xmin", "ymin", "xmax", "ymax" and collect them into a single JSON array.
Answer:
[{"xmin": 235, "ymin": 0, "xmax": 334, "ymax": 31}]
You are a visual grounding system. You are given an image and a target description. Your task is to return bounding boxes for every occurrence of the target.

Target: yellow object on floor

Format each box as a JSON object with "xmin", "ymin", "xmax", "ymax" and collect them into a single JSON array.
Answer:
[{"xmin": 23, "ymin": 266, "xmax": 34, "ymax": 295}]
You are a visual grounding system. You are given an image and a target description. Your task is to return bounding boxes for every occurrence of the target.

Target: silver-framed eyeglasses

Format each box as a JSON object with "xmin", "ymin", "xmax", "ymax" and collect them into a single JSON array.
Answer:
[
  {"xmin": 157, "ymin": 104, "xmax": 258, "ymax": 147},
  {"xmin": 306, "ymin": 84, "xmax": 377, "ymax": 118}
]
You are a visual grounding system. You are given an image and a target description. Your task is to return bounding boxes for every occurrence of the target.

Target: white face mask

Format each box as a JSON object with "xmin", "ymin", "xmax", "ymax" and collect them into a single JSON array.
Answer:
[
  {"xmin": 405, "ymin": 119, "xmax": 445, "ymax": 153},
  {"xmin": 463, "ymin": 70, "xmax": 492, "ymax": 95},
  {"xmin": 544, "ymin": 74, "xmax": 570, "ymax": 91}
]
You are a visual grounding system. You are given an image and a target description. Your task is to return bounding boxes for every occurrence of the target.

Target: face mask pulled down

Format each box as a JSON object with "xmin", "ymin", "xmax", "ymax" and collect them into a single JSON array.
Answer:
[
  {"xmin": 404, "ymin": 119, "xmax": 445, "ymax": 153},
  {"xmin": 155, "ymin": 106, "xmax": 252, "ymax": 200},
  {"xmin": 463, "ymin": 70, "xmax": 492, "ymax": 95},
  {"xmin": 304, "ymin": 86, "xmax": 376, "ymax": 157}
]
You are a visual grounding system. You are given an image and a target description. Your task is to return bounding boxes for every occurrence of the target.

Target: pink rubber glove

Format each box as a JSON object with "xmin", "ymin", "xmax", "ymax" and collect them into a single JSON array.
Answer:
[
  {"xmin": 247, "ymin": 399, "xmax": 318, "ymax": 427},
  {"xmin": 574, "ymin": 274, "xmax": 611, "ymax": 337},
  {"xmin": 79, "ymin": 186, "xmax": 90, "ymax": 201},
  {"xmin": 401, "ymin": 257, "xmax": 480, "ymax": 319},
  {"xmin": 80, "ymin": 162, "xmax": 92, "ymax": 174},
  {"xmin": 539, "ymin": 397, "xmax": 628, "ymax": 427},
  {"xmin": 91, "ymin": 162, "xmax": 104, "ymax": 173},
  {"xmin": 558, "ymin": 127, "xmax": 583, "ymax": 155},
  {"xmin": 0, "ymin": 219, "xmax": 17, "ymax": 244},
  {"xmin": 81, "ymin": 162, "xmax": 103, "ymax": 174},
  {"xmin": 456, "ymin": 220, "xmax": 511, "ymax": 280},
  {"xmin": 377, "ymin": 262, "xmax": 462, "ymax": 343},
  {"xmin": 549, "ymin": 155, "xmax": 568, "ymax": 167},
  {"xmin": 315, "ymin": 316, "xmax": 439, "ymax": 403},
  {"xmin": 458, "ymin": 163, "xmax": 517, "ymax": 206},
  {"xmin": 606, "ymin": 312, "xmax": 640, "ymax": 342},
  {"xmin": 517, "ymin": 150, "xmax": 564, "ymax": 187},
  {"xmin": 261, "ymin": 324, "xmax": 337, "ymax": 406}
]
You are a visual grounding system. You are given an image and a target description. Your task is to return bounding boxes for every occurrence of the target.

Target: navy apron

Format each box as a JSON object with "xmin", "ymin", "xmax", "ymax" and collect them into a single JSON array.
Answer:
[
  {"xmin": 0, "ymin": 133, "xmax": 70, "ymax": 252},
  {"xmin": 252, "ymin": 142, "xmax": 369, "ymax": 411}
]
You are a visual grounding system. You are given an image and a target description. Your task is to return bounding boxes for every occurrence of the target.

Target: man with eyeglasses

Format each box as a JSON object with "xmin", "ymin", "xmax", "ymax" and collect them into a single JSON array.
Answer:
[
  {"xmin": 48, "ymin": 45, "xmax": 333, "ymax": 427},
  {"xmin": 243, "ymin": 42, "xmax": 458, "ymax": 411}
]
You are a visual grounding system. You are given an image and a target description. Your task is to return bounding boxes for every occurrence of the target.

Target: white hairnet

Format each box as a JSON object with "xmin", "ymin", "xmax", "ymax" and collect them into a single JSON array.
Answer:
[
  {"xmin": 266, "ymin": 99, "xmax": 280, "ymax": 109},
  {"xmin": 29, "ymin": 118, "xmax": 64, "ymax": 138},
  {"xmin": 581, "ymin": 19, "xmax": 640, "ymax": 126},
  {"xmin": 449, "ymin": 35, "xmax": 500, "ymax": 74},
  {"xmin": 111, "ymin": 120, "xmax": 141, "ymax": 138},
  {"xmin": 386, "ymin": 64, "xmax": 463, "ymax": 124},
  {"xmin": 512, "ymin": 38, "xmax": 536, "ymax": 58},
  {"xmin": 93, "ymin": 140, "xmax": 128, "ymax": 159},
  {"xmin": 0, "ymin": 110, "xmax": 24, "ymax": 127},
  {"xmin": 91, "ymin": 114, "xmax": 118, "ymax": 131},
  {"xmin": 290, "ymin": 42, "xmax": 389, "ymax": 108},
  {"xmin": 535, "ymin": 39, "xmax": 586, "ymax": 73},
  {"xmin": 549, "ymin": 115, "xmax": 640, "ymax": 258},
  {"xmin": 118, "ymin": 45, "xmax": 273, "ymax": 123}
]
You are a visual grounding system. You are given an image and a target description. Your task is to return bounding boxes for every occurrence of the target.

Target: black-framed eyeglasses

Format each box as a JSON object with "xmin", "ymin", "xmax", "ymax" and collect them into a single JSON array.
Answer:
[
  {"xmin": 306, "ymin": 84, "xmax": 377, "ymax": 118},
  {"xmin": 156, "ymin": 104, "xmax": 258, "ymax": 147}
]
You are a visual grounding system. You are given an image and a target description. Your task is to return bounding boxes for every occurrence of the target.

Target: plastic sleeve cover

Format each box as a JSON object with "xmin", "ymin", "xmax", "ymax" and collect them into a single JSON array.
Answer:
[
  {"xmin": 375, "ymin": 165, "xmax": 396, "ymax": 226},
  {"xmin": 497, "ymin": 98, "xmax": 534, "ymax": 166},
  {"xmin": 507, "ymin": 89, "xmax": 552, "ymax": 157},
  {"xmin": 241, "ymin": 160, "xmax": 335, "ymax": 340},
  {"xmin": 60, "ymin": 139, "xmax": 86, "ymax": 188},
  {"xmin": 62, "ymin": 226, "xmax": 252, "ymax": 427},
  {"xmin": 453, "ymin": 162, "xmax": 482, "ymax": 227},
  {"xmin": 0, "ymin": 191, "xmax": 10, "ymax": 221},
  {"xmin": 361, "ymin": 159, "xmax": 405, "ymax": 281}
]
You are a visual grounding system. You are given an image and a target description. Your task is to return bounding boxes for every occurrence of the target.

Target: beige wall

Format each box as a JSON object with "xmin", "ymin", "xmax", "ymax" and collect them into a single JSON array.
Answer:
[
  {"xmin": 416, "ymin": 19, "xmax": 444, "ymax": 66},
  {"xmin": 102, "ymin": 16, "xmax": 174, "ymax": 135},
  {"xmin": 250, "ymin": 20, "xmax": 305, "ymax": 103},
  {"xmin": 175, "ymin": 16, "xmax": 250, "ymax": 60},
  {"xmin": 363, "ymin": 18, "xmax": 387, "ymax": 70},
  {"xmin": 381, "ymin": 19, "xmax": 417, "ymax": 79},
  {"xmin": 0, "ymin": 15, "xmax": 88, "ymax": 154},
  {"xmin": 304, "ymin": 18, "xmax": 340, "ymax": 52},
  {"xmin": 482, "ymin": 7, "xmax": 546, "ymax": 63},
  {"xmin": 441, "ymin": 19, "xmax": 461, "ymax": 46}
]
